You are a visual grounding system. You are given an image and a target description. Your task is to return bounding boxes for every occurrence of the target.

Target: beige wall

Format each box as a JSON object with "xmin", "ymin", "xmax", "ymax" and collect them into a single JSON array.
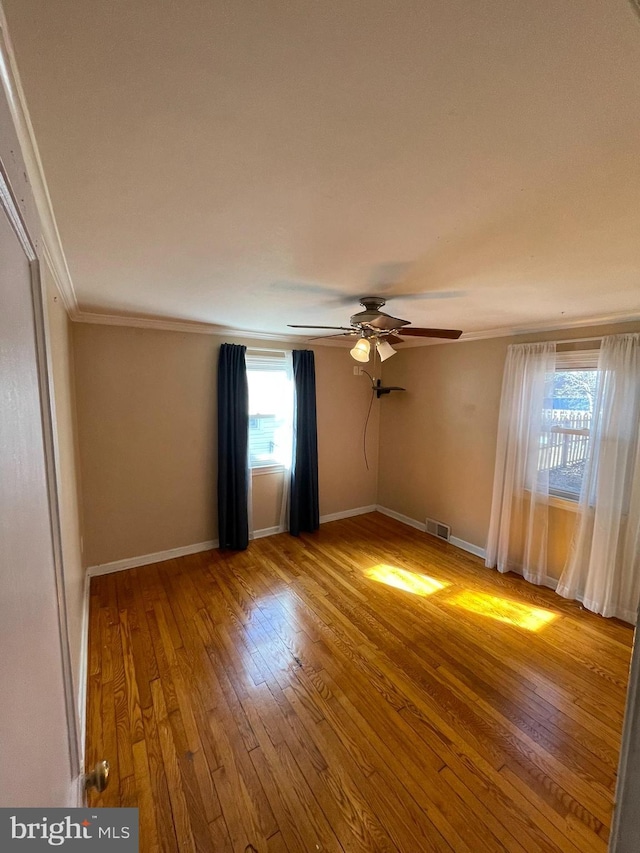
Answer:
[
  {"xmin": 72, "ymin": 316, "xmax": 640, "ymax": 573},
  {"xmin": 44, "ymin": 267, "xmax": 85, "ymax": 710},
  {"xmin": 72, "ymin": 325, "xmax": 379, "ymax": 567},
  {"xmin": 378, "ymin": 320, "xmax": 640, "ymax": 575},
  {"xmin": 315, "ymin": 348, "xmax": 379, "ymax": 515}
]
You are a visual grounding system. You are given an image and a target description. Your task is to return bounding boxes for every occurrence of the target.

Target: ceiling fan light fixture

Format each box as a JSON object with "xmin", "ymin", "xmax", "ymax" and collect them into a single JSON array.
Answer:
[
  {"xmin": 376, "ymin": 339, "xmax": 397, "ymax": 361},
  {"xmin": 350, "ymin": 338, "xmax": 371, "ymax": 362}
]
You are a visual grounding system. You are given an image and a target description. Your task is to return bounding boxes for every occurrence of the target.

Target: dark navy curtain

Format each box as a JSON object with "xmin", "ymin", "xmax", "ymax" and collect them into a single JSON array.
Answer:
[
  {"xmin": 217, "ymin": 343, "xmax": 249, "ymax": 550},
  {"xmin": 290, "ymin": 350, "xmax": 319, "ymax": 536}
]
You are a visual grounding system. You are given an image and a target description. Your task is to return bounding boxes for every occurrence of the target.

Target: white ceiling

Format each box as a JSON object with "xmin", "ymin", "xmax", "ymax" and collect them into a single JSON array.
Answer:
[{"xmin": 4, "ymin": 0, "xmax": 640, "ymax": 340}]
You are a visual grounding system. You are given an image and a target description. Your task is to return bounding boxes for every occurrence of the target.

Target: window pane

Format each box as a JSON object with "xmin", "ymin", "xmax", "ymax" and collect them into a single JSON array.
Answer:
[
  {"xmin": 540, "ymin": 368, "xmax": 597, "ymax": 499},
  {"xmin": 247, "ymin": 367, "xmax": 292, "ymax": 468}
]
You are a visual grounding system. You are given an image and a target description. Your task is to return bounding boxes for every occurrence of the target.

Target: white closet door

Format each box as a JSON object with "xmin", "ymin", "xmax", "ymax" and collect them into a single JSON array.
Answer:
[{"xmin": 0, "ymin": 206, "xmax": 75, "ymax": 806}]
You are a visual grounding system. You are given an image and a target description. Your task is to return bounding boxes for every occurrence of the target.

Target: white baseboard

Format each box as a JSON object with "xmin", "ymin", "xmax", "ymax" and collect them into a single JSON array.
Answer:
[
  {"xmin": 85, "ymin": 504, "xmax": 486, "ymax": 582},
  {"xmin": 449, "ymin": 536, "xmax": 487, "ymax": 560},
  {"xmin": 87, "ymin": 539, "xmax": 218, "ymax": 577},
  {"xmin": 376, "ymin": 505, "xmax": 487, "ymax": 559},
  {"xmin": 85, "ymin": 506, "xmax": 380, "ymax": 577},
  {"xmin": 251, "ymin": 525, "xmax": 283, "ymax": 540},
  {"xmin": 320, "ymin": 505, "xmax": 378, "ymax": 524},
  {"xmin": 496, "ymin": 566, "xmax": 559, "ymax": 591},
  {"xmin": 376, "ymin": 505, "xmax": 425, "ymax": 532}
]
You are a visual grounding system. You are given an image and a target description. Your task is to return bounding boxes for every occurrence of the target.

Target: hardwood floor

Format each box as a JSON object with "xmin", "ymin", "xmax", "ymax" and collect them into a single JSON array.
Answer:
[{"xmin": 86, "ymin": 512, "xmax": 633, "ymax": 852}]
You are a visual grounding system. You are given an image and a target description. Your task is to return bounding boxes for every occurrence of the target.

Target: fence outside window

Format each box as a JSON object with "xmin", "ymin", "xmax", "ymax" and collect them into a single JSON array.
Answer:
[{"xmin": 539, "ymin": 409, "xmax": 592, "ymax": 497}]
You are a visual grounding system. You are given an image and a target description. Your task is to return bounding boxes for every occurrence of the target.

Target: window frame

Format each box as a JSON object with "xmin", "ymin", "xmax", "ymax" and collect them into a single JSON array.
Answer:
[
  {"xmin": 245, "ymin": 349, "xmax": 293, "ymax": 473},
  {"xmin": 545, "ymin": 348, "xmax": 599, "ymax": 507}
]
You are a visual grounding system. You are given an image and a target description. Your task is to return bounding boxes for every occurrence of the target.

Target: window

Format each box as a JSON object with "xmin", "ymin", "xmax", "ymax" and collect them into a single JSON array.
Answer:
[
  {"xmin": 245, "ymin": 351, "xmax": 293, "ymax": 470},
  {"xmin": 539, "ymin": 350, "xmax": 599, "ymax": 501}
]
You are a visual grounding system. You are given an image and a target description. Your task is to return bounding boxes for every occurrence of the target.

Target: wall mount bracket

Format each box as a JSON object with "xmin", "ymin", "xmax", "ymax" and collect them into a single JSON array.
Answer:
[{"xmin": 374, "ymin": 379, "xmax": 406, "ymax": 398}]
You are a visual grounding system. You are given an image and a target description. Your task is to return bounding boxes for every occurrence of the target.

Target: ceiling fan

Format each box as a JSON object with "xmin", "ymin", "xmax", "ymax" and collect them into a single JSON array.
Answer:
[{"xmin": 288, "ymin": 296, "xmax": 463, "ymax": 362}]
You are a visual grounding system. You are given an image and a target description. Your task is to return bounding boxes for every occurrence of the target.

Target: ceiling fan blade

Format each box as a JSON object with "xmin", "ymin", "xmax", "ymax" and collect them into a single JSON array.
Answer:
[
  {"xmin": 399, "ymin": 327, "xmax": 463, "ymax": 339},
  {"xmin": 288, "ymin": 325, "xmax": 355, "ymax": 330},
  {"xmin": 385, "ymin": 334, "xmax": 405, "ymax": 345},
  {"xmin": 366, "ymin": 314, "xmax": 411, "ymax": 331}
]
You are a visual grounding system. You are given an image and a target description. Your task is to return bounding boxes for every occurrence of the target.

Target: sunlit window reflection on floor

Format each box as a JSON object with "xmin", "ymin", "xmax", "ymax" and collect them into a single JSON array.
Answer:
[
  {"xmin": 365, "ymin": 565, "xmax": 450, "ymax": 597},
  {"xmin": 449, "ymin": 591, "xmax": 557, "ymax": 632}
]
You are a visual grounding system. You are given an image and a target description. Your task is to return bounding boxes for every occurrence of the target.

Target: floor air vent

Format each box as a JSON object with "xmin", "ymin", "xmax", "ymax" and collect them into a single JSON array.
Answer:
[{"xmin": 425, "ymin": 518, "xmax": 451, "ymax": 542}]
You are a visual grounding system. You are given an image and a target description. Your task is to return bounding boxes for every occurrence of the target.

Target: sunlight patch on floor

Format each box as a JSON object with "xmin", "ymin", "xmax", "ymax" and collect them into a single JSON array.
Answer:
[
  {"xmin": 365, "ymin": 565, "xmax": 450, "ymax": 597},
  {"xmin": 449, "ymin": 591, "xmax": 557, "ymax": 631}
]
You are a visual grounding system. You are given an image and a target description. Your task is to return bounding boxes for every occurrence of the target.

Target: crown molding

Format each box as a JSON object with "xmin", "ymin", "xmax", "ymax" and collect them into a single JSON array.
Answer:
[
  {"xmin": 72, "ymin": 308, "xmax": 640, "ymax": 346},
  {"xmin": 456, "ymin": 310, "xmax": 640, "ymax": 343},
  {"xmin": 73, "ymin": 310, "xmax": 312, "ymax": 343},
  {"xmin": 0, "ymin": 6, "xmax": 79, "ymax": 316}
]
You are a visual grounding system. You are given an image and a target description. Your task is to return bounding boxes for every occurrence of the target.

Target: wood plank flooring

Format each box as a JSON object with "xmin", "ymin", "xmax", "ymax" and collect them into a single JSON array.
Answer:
[{"xmin": 86, "ymin": 512, "xmax": 634, "ymax": 852}]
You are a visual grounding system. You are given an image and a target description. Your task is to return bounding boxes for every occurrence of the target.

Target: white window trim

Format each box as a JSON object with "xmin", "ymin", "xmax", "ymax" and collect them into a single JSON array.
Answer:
[
  {"xmin": 548, "ymin": 493, "xmax": 581, "ymax": 512},
  {"xmin": 523, "ymin": 488, "xmax": 581, "ymax": 512},
  {"xmin": 544, "ymin": 349, "xmax": 599, "ymax": 505},
  {"xmin": 554, "ymin": 348, "xmax": 600, "ymax": 370},
  {"xmin": 246, "ymin": 348, "xmax": 293, "ymax": 471},
  {"xmin": 252, "ymin": 463, "xmax": 285, "ymax": 476}
]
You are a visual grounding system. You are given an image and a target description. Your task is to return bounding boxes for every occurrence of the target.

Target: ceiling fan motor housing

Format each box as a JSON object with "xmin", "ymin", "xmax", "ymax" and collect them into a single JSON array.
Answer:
[
  {"xmin": 350, "ymin": 296, "xmax": 411, "ymax": 330},
  {"xmin": 287, "ymin": 295, "xmax": 463, "ymax": 339}
]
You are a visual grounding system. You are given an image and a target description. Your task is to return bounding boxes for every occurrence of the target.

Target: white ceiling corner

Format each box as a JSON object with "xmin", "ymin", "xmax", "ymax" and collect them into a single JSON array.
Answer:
[
  {"xmin": 2, "ymin": 0, "xmax": 639, "ymax": 340},
  {"xmin": 0, "ymin": 5, "xmax": 79, "ymax": 315}
]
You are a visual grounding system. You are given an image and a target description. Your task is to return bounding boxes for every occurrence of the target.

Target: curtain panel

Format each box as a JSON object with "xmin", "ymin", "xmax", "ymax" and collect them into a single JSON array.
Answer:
[
  {"xmin": 290, "ymin": 349, "xmax": 320, "ymax": 536},
  {"xmin": 217, "ymin": 343, "xmax": 249, "ymax": 550},
  {"xmin": 557, "ymin": 333, "xmax": 640, "ymax": 623},
  {"xmin": 485, "ymin": 342, "xmax": 557, "ymax": 584}
]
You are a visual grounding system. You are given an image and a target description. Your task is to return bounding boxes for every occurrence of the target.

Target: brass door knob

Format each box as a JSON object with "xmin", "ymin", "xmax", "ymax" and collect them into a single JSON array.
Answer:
[{"xmin": 84, "ymin": 760, "xmax": 110, "ymax": 793}]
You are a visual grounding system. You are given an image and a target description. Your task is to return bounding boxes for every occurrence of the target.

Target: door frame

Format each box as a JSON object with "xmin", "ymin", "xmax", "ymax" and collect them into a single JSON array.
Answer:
[
  {"xmin": 610, "ymin": 609, "xmax": 640, "ymax": 851},
  {"xmin": 0, "ymin": 155, "xmax": 81, "ymax": 786}
]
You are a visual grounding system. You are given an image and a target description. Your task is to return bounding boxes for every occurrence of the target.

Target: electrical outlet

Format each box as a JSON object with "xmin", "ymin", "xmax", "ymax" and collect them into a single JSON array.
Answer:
[{"xmin": 353, "ymin": 366, "xmax": 363, "ymax": 375}]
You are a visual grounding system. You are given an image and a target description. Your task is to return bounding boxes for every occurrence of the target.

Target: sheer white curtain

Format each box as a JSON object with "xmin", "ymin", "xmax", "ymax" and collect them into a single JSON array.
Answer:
[
  {"xmin": 485, "ymin": 342, "xmax": 557, "ymax": 585},
  {"xmin": 557, "ymin": 333, "xmax": 640, "ymax": 623}
]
